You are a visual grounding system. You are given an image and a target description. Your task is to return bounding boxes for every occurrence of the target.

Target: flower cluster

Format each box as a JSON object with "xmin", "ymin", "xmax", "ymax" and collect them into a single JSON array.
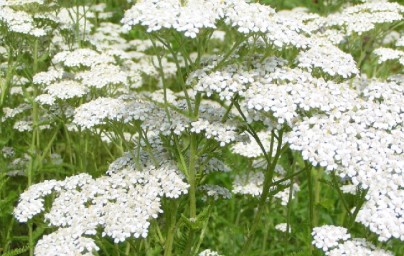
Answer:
[
  {"xmin": 308, "ymin": 2, "xmax": 404, "ymax": 36},
  {"xmin": 287, "ymin": 79, "xmax": 403, "ymax": 241},
  {"xmin": 312, "ymin": 225, "xmax": 393, "ymax": 256},
  {"xmin": 0, "ymin": 1, "xmax": 48, "ymax": 37},
  {"xmin": 296, "ymin": 40, "xmax": 359, "ymax": 78},
  {"xmin": 199, "ymin": 185, "xmax": 232, "ymax": 201},
  {"xmin": 14, "ymin": 160, "xmax": 189, "ymax": 255},
  {"xmin": 374, "ymin": 47, "xmax": 404, "ymax": 66}
]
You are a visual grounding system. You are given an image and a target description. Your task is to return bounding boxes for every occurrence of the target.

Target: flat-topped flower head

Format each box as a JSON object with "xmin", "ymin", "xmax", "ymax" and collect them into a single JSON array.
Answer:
[
  {"xmin": 53, "ymin": 49, "xmax": 115, "ymax": 68},
  {"xmin": 45, "ymin": 80, "xmax": 88, "ymax": 100},
  {"xmin": 14, "ymin": 162, "xmax": 188, "ymax": 254},
  {"xmin": 308, "ymin": 2, "xmax": 404, "ymax": 36},
  {"xmin": 73, "ymin": 97, "xmax": 126, "ymax": 129},
  {"xmin": 374, "ymin": 47, "xmax": 404, "ymax": 66},
  {"xmin": 0, "ymin": 0, "xmax": 44, "ymax": 6},
  {"xmin": 0, "ymin": 7, "xmax": 46, "ymax": 36},
  {"xmin": 296, "ymin": 39, "xmax": 359, "ymax": 78},
  {"xmin": 199, "ymin": 185, "xmax": 232, "ymax": 201},
  {"xmin": 76, "ymin": 64, "xmax": 129, "ymax": 89},
  {"xmin": 199, "ymin": 249, "xmax": 223, "ymax": 256},
  {"xmin": 312, "ymin": 225, "xmax": 393, "ymax": 255},
  {"xmin": 122, "ymin": 0, "xmax": 223, "ymax": 38},
  {"xmin": 312, "ymin": 225, "xmax": 351, "ymax": 252}
]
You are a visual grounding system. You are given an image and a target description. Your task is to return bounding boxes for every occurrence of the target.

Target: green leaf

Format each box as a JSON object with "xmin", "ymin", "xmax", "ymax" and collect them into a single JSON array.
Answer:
[{"xmin": 1, "ymin": 245, "xmax": 29, "ymax": 256}]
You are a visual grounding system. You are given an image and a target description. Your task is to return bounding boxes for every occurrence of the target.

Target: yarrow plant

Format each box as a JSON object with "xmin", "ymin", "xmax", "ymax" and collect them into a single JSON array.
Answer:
[{"xmin": 0, "ymin": 0, "xmax": 403, "ymax": 255}]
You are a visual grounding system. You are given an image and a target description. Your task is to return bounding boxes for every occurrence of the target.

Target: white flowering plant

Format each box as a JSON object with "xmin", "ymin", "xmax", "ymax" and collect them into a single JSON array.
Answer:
[{"xmin": 0, "ymin": 0, "xmax": 403, "ymax": 255}]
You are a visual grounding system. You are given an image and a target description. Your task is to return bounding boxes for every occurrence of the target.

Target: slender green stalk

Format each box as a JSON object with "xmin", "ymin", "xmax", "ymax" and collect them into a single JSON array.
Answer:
[
  {"xmin": 164, "ymin": 201, "xmax": 179, "ymax": 256},
  {"xmin": 305, "ymin": 163, "xmax": 314, "ymax": 254},
  {"xmin": 149, "ymin": 36, "xmax": 172, "ymax": 121},
  {"xmin": 286, "ymin": 153, "xmax": 296, "ymax": 242},
  {"xmin": 240, "ymin": 137, "xmax": 285, "ymax": 254},
  {"xmin": 192, "ymin": 206, "xmax": 211, "ymax": 255},
  {"xmin": 188, "ymin": 134, "xmax": 198, "ymax": 218},
  {"xmin": 124, "ymin": 241, "xmax": 131, "ymax": 256},
  {"xmin": 331, "ymin": 173, "xmax": 352, "ymax": 221},
  {"xmin": 152, "ymin": 34, "xmax": 193, "ymax": 114},
  {"xmin": 182, "ymin": 134, "xmax": 198, "ymax": 256},
  {"xmin": 0, "ymin": 47, "xmax": 15, "ymax": 111},
  {"xmin": 27, "ymin": 39, "xmax": 40, "ymax": 256}
]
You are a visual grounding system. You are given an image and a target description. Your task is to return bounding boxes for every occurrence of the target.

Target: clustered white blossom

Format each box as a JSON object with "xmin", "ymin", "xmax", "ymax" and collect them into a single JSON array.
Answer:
[
  {"xmin": 0, "ymin": 7, "xmax": 46, "ymax": 37},
  {"xmin": 275, "ymin": 223, "xmax": 290, "ymax": 233},
  {"xmin": 4, "ymin": 0, "xmax": 403, "ymax": 254},
  {"xmin": 1, "ymin": 146, "xmax": 14, "ymax": 158},
  {"xmin": 296, "ymin": 40, "xmax": 359, "ymax": 78},
  {"xmin": 45, "ymin": 80, "xmax": 88, "ymax": 100},
  {"xmin": 0, "ymin": 0, "xmax": 44, "ymax": 6},
  {"xmin": 308, "ymin": 2, "xmax": 404, "ymax": 36},
  {"xmin": 233, "ymin": 171, "xmax": 265, "ymax": 197},
  {"xmin": 1, "ymin": 103, "xmax": 31, "ymax": 121},
  {"xmin": 14, "ymin": 160, "xmax": 189, "ymax": 255},
  {"xmin": 198, "ymin": 249, "xmax": 223, "ymax": 256},
  {"xmin": 312, "ymin": 225, "xmax": 351, "ymax": 251},
  {"xmin": 198, "ymin": 156, "xmax": 231, "ymax": 173},
  {"xmin": 243, "ymin": 64, "xmax": 357, "ymax": 127},
  {"xmin": 232, "ymin": 169, "xmax": 299, "ymax": 205},
  {"xmin": 73, "ymin": 97, "xmax": 127, "ymax": 129},
  {"xmin": 73, "ymin": 92, "xmax": 244, "ymax": 147},
  {"xmin": 53, "ymin": 49, "xmax": 115, "ymax": 68},
  {"xmin": 288, "ymin": 80, "xmax": 403, "ymax": 241},
  {"xmin": 76, "ymin": 64, "xmax": 129, "ymax": 88},
  {"xmin": 199, "ymin": 185, "xmax": 232, "ymax": 201},
  {"xmin": 122, "ymin": 0, "xmax": 222, "ymax": 38},
  {"xmin": 373, "ymin": 47, "xmax": 404, "ymax": 65},
  {"xmin": 312, "ymin": 225, "xmax": 393, "ymax": 256},
  {"xmin": 231, "ymin": 131, "xmax": 278, "ymax": 158}
]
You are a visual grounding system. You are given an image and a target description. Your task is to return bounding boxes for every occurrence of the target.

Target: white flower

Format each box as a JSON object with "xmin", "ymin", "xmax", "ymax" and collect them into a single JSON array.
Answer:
[
  {"xmin": 199, "ymin": 185, "xmax": 232, "ymax": 200},
  {"xmin": 374, "ymin": 47, "xmax": 404, "ymax": 66},
  {"xmin": 76, "ymin": 64, "xmax": 129, "ymax": 89},
  {"xmin": 45, "ymin": 80, "xmax": 88, "ymax": 100},
  {"xmin": 232, "ymin": 131, "xmax": 278, "ymax": 159},
  {"xmin": 33, "ymin": 70, "xmax": 64, "ymax": 86},
  {"xmin": 0, "ymin": 0, "xmax": 44, "ymax": 6},
  {"xmin": 275, "ymin": 223, "xmax": 291, "ymax": 232},
  {"xmin": 0, "ymin": 7, "xmax": 46, "ymax": 36},
  {"xmin": 233, "ymin": 171, "xmax": 265, "ymax": 197},
  {"xmin": 296, "ymin": 40, "xmax": 359, "ymax": 78},
  {"xmin": 288, "ymin": 79, "xmax": 403, "ymax": 241},
  {"xmin": 73, "ymin": 97, "xmax": 126, "ymax": 129},
  {"xmin": 122, "ymin": 0, "xmax": 222, "ymax": 38},
  {"xmin": 199, "ymin": 249, "xmax": 223, "ymax": 256},
  {"xmin": 313, "ymin": 226, "xmax": 393, "ymax": 256},
  {"xmin": 35, "ymin": 228, "xmax": 99, "ymax": 256},
  {"xmin": 14, "ymin": 163, "xmax": 189, "ymax": 251},
  {"xmin": 312, "ymin": 225, "xmax": 351, "ymax": 252},
  {"xmin": 53, "ymin": 49, "xmax": 115, "ymax": 68},
  {"xmin": 308, "ymin": 2, "xmax": 404, "ymax": 36}
]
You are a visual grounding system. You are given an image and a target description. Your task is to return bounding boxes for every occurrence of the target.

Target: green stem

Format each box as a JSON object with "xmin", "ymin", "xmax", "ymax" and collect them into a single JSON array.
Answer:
[
  {"xmin": 152, "ymin": 34, "xmax": 193, "ymax": 114},
  {"xmin": 124, "ymin": 241, "xmax": 131, "ymax": 256},
  {"xmin": 240, "ymin": 130, "xmax": 285, "ymax": 254},
  {"xmin": 182, "ymin": 134, "xmax": 198, "ymax": 256},
  {"xmin": 188, "ymin": 134, "xmax": 198, "ymax": 218},
  {"xmin": 331, "ymin": 173, "xmax": 352, "ymax": 220},
  {"xmin": 192, "ymin": 206, "xmax": 211, "ymax": 255},
  {"xmin": 27, "ymin": 39, "xmax": 40, "ymax": 256},
  {"xmin": 286, "ymin": 153, "xmax": 296, "ymax": 242},
  {"xmin": 149, "ymin": 36, "xmax": 172, "ymax": 121},
  {"xmin": 0, "ymin": 47, "xmax": 15, "ymax": 111},
  {"xmin": 164, "ymin": 201, "xmax": 179, "ymax": 256},
  {"xmin": 305, "ymin": 163, "xmax": 314, "ymax": 254}
]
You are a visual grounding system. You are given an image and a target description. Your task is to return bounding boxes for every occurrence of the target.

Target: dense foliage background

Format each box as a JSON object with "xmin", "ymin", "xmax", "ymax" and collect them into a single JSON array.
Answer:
[{"xmin": 0, "ymin": 0, "xmax": 403, "ymax": 255}]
